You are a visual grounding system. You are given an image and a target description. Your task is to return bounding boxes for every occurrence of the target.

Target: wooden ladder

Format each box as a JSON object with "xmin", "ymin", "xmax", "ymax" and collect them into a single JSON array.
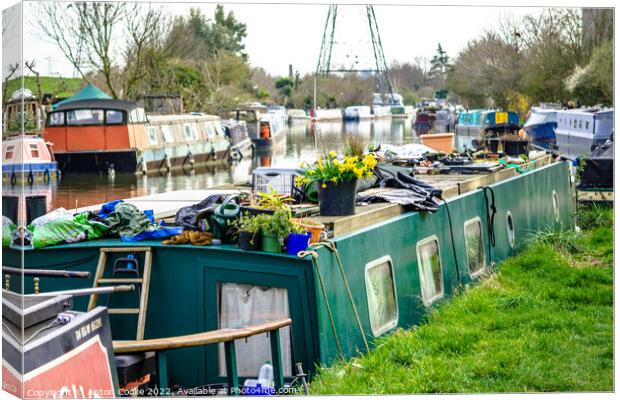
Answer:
[{"xmin": 87, "ymin": 247, "xmax": 152, "ymax": 340}]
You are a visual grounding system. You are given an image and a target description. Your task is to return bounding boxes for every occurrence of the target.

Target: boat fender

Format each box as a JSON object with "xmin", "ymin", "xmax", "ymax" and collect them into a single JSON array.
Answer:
[
  {"xmin": 27, "ymin": 170, "xmax": 34, "ymax": 185},
  {"xmin": 43, "ymin": 168, "xmax": 51, "ymax": 182},
  {"xmin": 139, "ymin": 158, "xmax": 148, "ymax": 174},
  {"xmin": 187, "ymin": 151, "xmax": 195, "ymax": 166},
  {"xmin": 160, "ymin": 154, "xmax": 171, "ymax": 171},
  {"xmin": 210, "ymin": 146, "xmax": 217, "ymax": 161},
  {"xmin": 10, "ymin": 171, "xmax": 16, "ymax": 186},
  {"xmin": 107, "ymin": 163, "xmax": 116, "ymax": 178}
]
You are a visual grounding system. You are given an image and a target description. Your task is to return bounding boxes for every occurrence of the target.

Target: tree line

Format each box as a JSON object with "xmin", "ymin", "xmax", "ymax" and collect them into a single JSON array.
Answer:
[{"xmin": 35, "ymin": 4, "xmax": 612, "ymax": 115}]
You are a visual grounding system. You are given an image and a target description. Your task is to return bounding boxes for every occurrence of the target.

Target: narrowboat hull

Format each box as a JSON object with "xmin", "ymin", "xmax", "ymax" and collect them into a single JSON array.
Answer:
[
  {"xmin": 54, "ymin": 144, "xmax": 230, "ymax": 174},
  {"xmin": 2, "ymin": 305, "xmax": 118, "ymax": 398},
  {"xmin": 2, "ymin": 162, "xmax": 59, "ymax": 183},
  {"xmin": 2, "ymin": 161, "xmax": 574, "ymax": 389}
]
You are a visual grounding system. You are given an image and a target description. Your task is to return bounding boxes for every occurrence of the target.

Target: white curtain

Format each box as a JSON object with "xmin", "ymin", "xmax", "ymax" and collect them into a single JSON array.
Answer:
[
  {"xmin": 418, "ymin": 241, "xmax": 440, "ymax": 303},
  {"xmin": 218, "ymin": 283, "xmax": 292, "ymax": 377}
]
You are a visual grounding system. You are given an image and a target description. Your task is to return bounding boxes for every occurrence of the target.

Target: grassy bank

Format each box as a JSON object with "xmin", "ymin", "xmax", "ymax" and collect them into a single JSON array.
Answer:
[{"xmin": 310, "ymin": 205, "xmax": 613, "ymax": 394}]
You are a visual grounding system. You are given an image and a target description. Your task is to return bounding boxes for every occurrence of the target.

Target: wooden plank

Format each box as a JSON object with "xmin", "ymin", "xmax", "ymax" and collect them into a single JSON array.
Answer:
[
  {"xmin": 457, "ymin": 167, "xmax": 517, "ymax": 194},
  {"xmin": 108, "ymin": 308, "xmax": 140, "ymax": 314},
  {"xmin": 113, "ymin": 318, "xmax": 292, "ymax": 353},
  {"xmin": 99, "ymin": 247, "xmax": 152, "ymax": 253},
  {"xmin": 270, "ymin": 329, "xmax": 284, "ymax": 391},
  {"xmin": 577, "ymin": 190, "xmax": 613, "ymax": 203},
  {"xmin": 224, "ymin": 341, "xmax": 239, "ymax": 395},
  {"xmin": 87, "ymin": 251, "xmax": 107, "ymax": 311},
  {"xmin": 314, "ymin": 203, "xmax": 403, "ymax": 237},
  {"xmin": 97, "ymin": 278, "xmax": 143, "ymax": 284},
  {"xmin": 136, "ymin": 249, "xmax": 152, "ymax": 341}
]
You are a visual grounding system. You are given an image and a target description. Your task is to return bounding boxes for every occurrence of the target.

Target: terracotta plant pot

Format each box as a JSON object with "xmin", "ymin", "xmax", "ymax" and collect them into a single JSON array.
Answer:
[
  {"xmin": 317, "ymin": 179, "xmax": 357, "ymax": 216},
  {"xmin": 294, "ymin": 219, "xmax": 325, "ymax": 244}
]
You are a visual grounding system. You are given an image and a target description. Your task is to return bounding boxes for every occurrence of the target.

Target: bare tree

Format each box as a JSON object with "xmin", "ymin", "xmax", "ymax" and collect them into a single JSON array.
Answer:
[{"xmin": 36, "ymin": 1, "xmax": 166, "ymax": 99}]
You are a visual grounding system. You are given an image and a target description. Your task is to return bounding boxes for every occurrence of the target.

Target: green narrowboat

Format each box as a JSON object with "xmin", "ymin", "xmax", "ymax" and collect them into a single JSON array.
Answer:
[{"xmin": 2, "ymin": 157, "xmax": 574, "ymax": 390}]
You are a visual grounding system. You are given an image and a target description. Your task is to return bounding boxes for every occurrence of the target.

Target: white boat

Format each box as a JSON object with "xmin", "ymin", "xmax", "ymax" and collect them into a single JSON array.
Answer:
[
  {"xmin": 311, "ymin": 108, "xmax": 343, "ymax": 121},
  {"xmin": 344, "ymin": 105, "xmax": 372, "ymax": 121},
  {"xmin": 2, "ymin": 134, "xmax": 59, "ymax": 184}
]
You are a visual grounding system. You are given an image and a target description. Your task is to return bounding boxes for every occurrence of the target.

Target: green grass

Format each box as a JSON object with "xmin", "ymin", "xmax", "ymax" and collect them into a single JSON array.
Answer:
[
  {"xmin": 5, "ymin": 76, "xmax": 85, "ymax": 98},
  {"xmin": 310, "ymin": 205, "xmax": 613, "ymax": 394}
]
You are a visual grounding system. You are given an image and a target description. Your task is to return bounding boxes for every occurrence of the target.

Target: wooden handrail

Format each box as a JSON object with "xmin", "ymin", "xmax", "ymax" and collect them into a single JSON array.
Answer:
[{"xmin": 113, "ymin": 318, "xmax": 292, "ymax": 353}]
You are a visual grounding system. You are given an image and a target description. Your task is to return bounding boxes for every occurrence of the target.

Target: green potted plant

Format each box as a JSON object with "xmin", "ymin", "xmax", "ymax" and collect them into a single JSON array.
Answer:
[
  {"xmin": 231, "ymin": 213, "xmax": 262, "ymax": 251},
  {"xmin": 257, "ymin": 210, "xmax": 293, "ymax": 253},
  {"xmin": 296, "ymin": 151, "xmax": 377, "ymax": 216}
]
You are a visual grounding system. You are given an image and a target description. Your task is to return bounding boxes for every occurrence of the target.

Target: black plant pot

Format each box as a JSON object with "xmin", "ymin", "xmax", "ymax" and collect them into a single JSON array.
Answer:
[
  {"xmin": 502, "ymin": 140, "xmax": 529, "ymax": 157},
  {"xmin": 317, "ymin": 179, "xmax": 357, "ymax": 216},
  {"xmin": 239, "ymin": 206, "xmax": 274, "ymax": 217},
  {"xmin": 239, "ymin": 230, "xmax": 262, "ymax": 251},
  {"xmin": 487, "ymin": 138, "xmax": 500, "ymax": 154}
]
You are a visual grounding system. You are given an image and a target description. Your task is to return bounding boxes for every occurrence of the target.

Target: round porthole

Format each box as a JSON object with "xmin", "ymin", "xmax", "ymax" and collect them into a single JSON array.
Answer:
[
  {"xmin": 552, "ymin": 191, "xmax": 560, "ymax": 222},
  {"xmin": 506, "ymin": 211, "xmax": 515, "ymax": 248}
]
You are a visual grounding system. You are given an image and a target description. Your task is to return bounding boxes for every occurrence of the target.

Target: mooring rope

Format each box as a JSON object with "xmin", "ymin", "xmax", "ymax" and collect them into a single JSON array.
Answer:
[
  {"xmin": 311, "ymin": 240, "xmax": 370, "ymax": 353},
  {"xmin": 297, "ymin": 249, "xmax": 345, "ymax": 361},
  {"xmin": 480, "ymin": 185, "xmax": 497, "ymax": 269}
]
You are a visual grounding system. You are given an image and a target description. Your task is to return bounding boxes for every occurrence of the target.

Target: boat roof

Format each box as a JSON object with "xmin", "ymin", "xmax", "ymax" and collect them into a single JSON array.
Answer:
[
  {"xmin": 53, "ymin": 98, "xmax": 138, "ymax": 112},
  {"xmin": 52, "ymin": 84, "xmax": 113, "ymax": 109},
  {"xmin": 146, "ymin": 113, "xmax": 220, "ymax": 123}
]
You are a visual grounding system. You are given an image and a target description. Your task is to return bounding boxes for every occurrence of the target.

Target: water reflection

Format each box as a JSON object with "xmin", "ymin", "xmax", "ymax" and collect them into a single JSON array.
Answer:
[{"xmin": 33, "ymin": 119, "xmax": 418, "ymax": 209}]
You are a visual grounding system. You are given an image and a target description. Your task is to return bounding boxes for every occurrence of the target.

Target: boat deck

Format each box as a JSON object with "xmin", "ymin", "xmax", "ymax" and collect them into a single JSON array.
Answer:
[{"xmin": 71, "ymin": 154, "xmax": 553, "ymax": 240}]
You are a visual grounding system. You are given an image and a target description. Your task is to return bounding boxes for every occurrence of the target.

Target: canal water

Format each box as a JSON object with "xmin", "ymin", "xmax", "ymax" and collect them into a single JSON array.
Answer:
[{"xmin": 25, "ymin": 119, "xmax": 418, "ymax": 211}]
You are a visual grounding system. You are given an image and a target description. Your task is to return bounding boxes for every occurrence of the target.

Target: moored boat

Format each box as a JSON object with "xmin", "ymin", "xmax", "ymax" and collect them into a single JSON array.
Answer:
[
  {"xmin": 311, "ymin": 108, "xmax": 343, "ymax": 121},
  {"xmin": 3, "ymin": 152, "xmax": 573, "ymax": 391},
  {"xmin": 287, "ymin": 109, "xmax": 310, "ymax": 122},
  {"xmin": 523, "ymin": 107, "xmax": 558, "ymax": 150},
  {"xmin": 2, "ymin": 134, "xmax": 59, "ymax": 184},
  {"xmin": 454, "ymin": 110, "xmax": 520, "ymax": 152},
  {"xmin": 344, "ymin": 105, "xmax": 372, "ymax": 121},
  {"xmin": 44, "ymin": 85, "xmax": 232, "ymax": 174},
  {"xmin": 551, "ymin": 107, "xmax": 613, "ymax": 159},
  {"xmin": 221, "ymin": 119, "xmax": 253, "ymax": 160},
  {"xmin": 371, "ymin": 105, "xmax": 392, "ymax": 119}
]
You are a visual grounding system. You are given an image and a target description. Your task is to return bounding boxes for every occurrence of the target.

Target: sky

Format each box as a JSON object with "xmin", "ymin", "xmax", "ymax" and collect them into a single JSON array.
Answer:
[{"xmin": 0, "ymin": 0, "xmax": 601, "ymax": 79}]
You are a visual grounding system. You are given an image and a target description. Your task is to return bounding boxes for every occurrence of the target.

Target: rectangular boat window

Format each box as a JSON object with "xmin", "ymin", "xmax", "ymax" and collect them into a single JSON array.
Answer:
[
  {"xmin": 417, "ymin": 236, "xmax": 443, "ymax": 306},
  {"xmin": 67, "ymin": 109, "xmax": 104, "ymax": 125},
  {"xmin": 578, "ymin": 120, "xmax": 583, "ymax": 130},
  {"xmin": 183, "ymin": 123, "xmax": 195, "ymax": 140},
  {"xmin": 365, "ymin": 256, "xmax": 398, "ymax": 336},
  {"xmin": 573, "ymin": 119, "xmax": 578, "ymax": 129},
  {"xmin": 585, "ymin": 121, "xmax": 590, "ymax": 130},
  {"xmin": 29, "ymin": 144, "xmax": 40, "ymax": 158},
  {"xmin": 105, "ymin": 110, "xmax": 124, "ymax": 124},
  {"xmin": 48, "ymin": 112, "xmax": 65, "ymax": 126},
  {"xmin": 128, "ymin": 108, "xmax": 147, "ymax": 124},
  {"xmin": 160, "ymin": 125, "xmax": 174, "ymax": 143},
  {"xmin": 464, "ymin": 218, "xmax": 485, "ymax": 277},
  {"xmin": 5, "ymin": 145, "xmax": 14, "ymax": 160},
  {"xmin": 215, "ymin": 123, "xmax": 224, "ymax": 136},
  {"xmin": 146, "ymin": 126, "xmax": 158, "ymax": 145},
  {"xmin": 217, "ymin": 283, "xmax": 292, "ymax": 377},
  {"xmin": 205, "ymin": 122, "xmax": 216, "ymax": 137}
]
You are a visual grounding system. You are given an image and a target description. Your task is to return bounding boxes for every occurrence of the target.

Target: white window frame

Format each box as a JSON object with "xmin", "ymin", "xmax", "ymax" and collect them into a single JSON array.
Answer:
[
  {"xmin": 29, "ymin": 143, "xmax": 40, "ymax": 159},
  {"xmin": 416, "ymin": 235, "xmax": 444, "ymax": 307},
  {"xmin": 183, "ymin": 123, "xmax": 195, "ymax": 140},
  {"xmin": 552, "ymin": 191, "xmax": 560, "ymax": 222},
  {"xmin": 464, "ymin": 217, "xmax": 485, "ymax": 278},
  {"xmin": 506, "ymin": 211, "xmax": 515, "ymax": 248},
  {"xmin": 146, "ymin": 126, "xmax": 158, "ymax": 146},
  {"xmin": 161, "ymin": 125, "xmax": 174, "ymax": 143},
  {"xmin": 364, "ymin": 255, "xmax": 399, "ymax": 336},
  {"xmin": 205, "ymin": 122, "xmax": 216, "ymax": 138}
]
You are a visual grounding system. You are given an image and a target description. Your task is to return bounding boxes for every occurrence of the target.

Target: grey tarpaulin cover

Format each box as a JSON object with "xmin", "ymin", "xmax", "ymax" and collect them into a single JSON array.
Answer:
[{"xmin": 357, "ymin": 164, "xmax": 441, "ymax": 211}]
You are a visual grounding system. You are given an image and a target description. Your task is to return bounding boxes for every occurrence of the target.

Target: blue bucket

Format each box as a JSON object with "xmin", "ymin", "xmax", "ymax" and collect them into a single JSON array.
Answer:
[{"xmin": 286, "ymin": 232, "xmax": 311, "ymax": 255}]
